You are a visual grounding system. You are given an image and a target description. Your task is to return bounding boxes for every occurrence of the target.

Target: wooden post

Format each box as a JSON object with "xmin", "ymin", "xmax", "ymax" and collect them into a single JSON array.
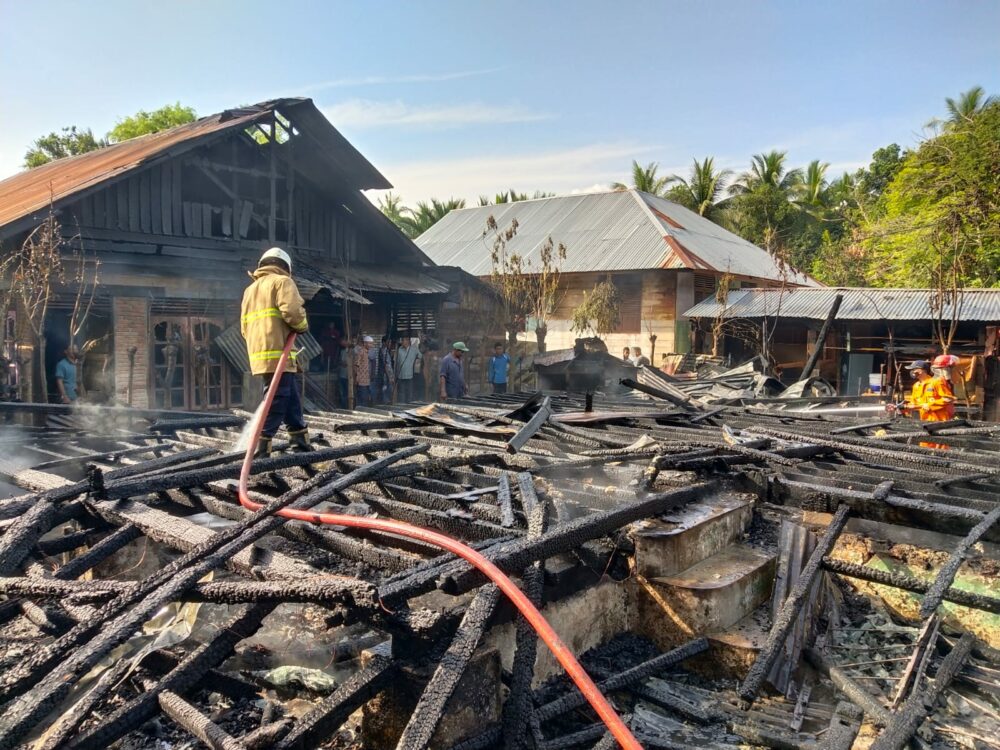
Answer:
[
  {"xmin": 799, "ymin": 294, "xmax": 844, "ymax": 382},
  {"xmin": 268, "ymin": 115, "xmax": 277, "ymax": 243}
]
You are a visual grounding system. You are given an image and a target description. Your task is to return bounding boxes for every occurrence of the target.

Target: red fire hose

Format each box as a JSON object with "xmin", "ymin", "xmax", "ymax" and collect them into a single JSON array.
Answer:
[{"xmin": 238, "ymin": 334, "xmax": 641, "ymax": 749}]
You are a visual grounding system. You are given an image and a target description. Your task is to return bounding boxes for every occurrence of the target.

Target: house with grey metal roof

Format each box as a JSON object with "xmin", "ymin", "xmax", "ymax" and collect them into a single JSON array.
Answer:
[
  {"xmin": 684, "ymin": 287, "xmax": 1000, "ymax": 415},
  {"xmin": 416, "ymin": 189, "xmax": 816, "ymax": 356}
]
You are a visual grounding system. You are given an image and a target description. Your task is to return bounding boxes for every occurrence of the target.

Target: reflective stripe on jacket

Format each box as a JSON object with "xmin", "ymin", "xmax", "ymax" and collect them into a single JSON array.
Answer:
[{"xmin": 241, "ymin": 265, "xmax": 308, "ymax": 375}]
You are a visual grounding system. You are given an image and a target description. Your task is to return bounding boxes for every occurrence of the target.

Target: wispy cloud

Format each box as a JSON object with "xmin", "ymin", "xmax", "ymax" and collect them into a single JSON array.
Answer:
[
  {"xmin": 299, "ymin": 67, "xmax": 503, "ymax": 93},
  {"xmin": 367, "ymin": 142, "xmax": 661, "ymax": 204},
  {"xmin": 323, "ymin": 100, "xmax": 551, "ymax": 129}
]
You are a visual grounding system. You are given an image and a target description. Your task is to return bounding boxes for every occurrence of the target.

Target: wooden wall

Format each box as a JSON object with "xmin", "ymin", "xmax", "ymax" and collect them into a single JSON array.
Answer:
[{"xmin": 526, "ymin": 270, "xmax": 679, "ymax": 357}]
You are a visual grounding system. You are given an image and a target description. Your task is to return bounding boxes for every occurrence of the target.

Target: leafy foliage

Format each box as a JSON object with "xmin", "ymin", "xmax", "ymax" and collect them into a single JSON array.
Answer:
[
  {"xmin": 571, "ymin": 277, "xmax": 621, "ymax": 336},
  {"xmin": 24, "ymin": 127, "xmax": 106, "ymax": 168},
  {"xmin": 24, "ymin": 103, "xmax": 198, "ymax": 168},
  {"xmin": 108, "ymin": 103, "xmax": 196, "ymax": 142},
  {"xmin": 478, "ymin": 189, "xmax": 554, "ymax": 205},
  {"xmin": 665, "ymin": 157, "xmax": 731, "ymax": 223},
  {"xmin": 611, "ymin": 160, "xmax": 672, "ymax": 197}
]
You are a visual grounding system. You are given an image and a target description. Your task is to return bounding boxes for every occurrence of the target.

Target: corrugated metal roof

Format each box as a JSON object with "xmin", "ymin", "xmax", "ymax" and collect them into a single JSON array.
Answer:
[
  {"xmin": 414, "ymin": 190, "xmax": 817, "ymax": 285},
  {"xmin": 295, "ymin": 262, "xmax": 371, "ymax": 304},
  {"xmin": 684, "ymin": 287, "xmax": 1000, "ymax": 322},
  {"xmin": 0, "ymin": 98, "xmax": 391, "ymax": 237},
  {"xmin": 334, "ymin": 263, "xmax": 449, "ymax": 295}
]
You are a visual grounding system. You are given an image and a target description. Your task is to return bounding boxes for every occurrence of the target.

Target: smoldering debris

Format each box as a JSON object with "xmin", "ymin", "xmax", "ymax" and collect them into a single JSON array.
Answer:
[{"xmin": 0, "ymin": 392, "xmax": 998, "ymax": 749}]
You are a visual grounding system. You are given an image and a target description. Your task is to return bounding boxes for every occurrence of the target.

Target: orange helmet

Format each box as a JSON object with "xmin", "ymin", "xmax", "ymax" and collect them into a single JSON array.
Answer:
[{"xmin": 932, "ymin": 354, "xmax": 958, "ymax": 368}]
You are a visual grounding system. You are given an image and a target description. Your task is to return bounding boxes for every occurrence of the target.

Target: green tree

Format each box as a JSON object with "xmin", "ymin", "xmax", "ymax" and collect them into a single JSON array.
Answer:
[
  {"xmin": 24, "ymin": 127, "xmax": 106, "ymax": 168},
  {"xmin": 571, "ymin": 277, "xmax": 621, "ymax": 336},
  {"xmin": 793, "ymin": 160, "xmax": 829, "ymax": 211},
  {"xmin": 859, "ymin": 100, "xmax": 1000, "ymax": 288},
  {"xmin": 377, "ymin": 192, "xmax": 410, "ymax": 230},
  {"xmin": 478, "ymin": 189, "xmax": 553, "ymax": 205},
  {"xmin": 728, "ymin": 150, "xmax": 803, "ymax": 196},
  {"xmin": 401, "ymin": 198, "xmax": 466, "ymax": 238},
  {"xmin": 611, "ymin": 160, "xmax": 672, "ymax": 197},
  {"xmin": 108, "ymin": 102, "xmax": 196, "ymax": 142},
  {"xmin": 665, "ymin": 157, "xmax": 732, "ymax": 223}
]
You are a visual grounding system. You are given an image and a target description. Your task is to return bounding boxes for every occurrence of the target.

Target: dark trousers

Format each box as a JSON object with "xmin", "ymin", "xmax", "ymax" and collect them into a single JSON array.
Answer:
[
  {"xmin": 492, "ymin": 382, "xmax": 508, "ymax": 394},
  {"xmin": 261, "ymin": 372, "xmax": 306, "ymax": 438},
  {"xmin": 397, "ymin": 378, "xmax": 413, "ymax": 403},
  {"xmin": 338, "ymin": 376, "xmax": 349, "ymax": 407},
  {"xmin": 355, "ymin": 384, "xmax": 372, "ymax": 407}
]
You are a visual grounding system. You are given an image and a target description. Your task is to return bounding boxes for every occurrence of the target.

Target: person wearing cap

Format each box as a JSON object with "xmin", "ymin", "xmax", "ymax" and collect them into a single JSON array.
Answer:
[
  {"xmin": 439, "ymin": 342, "xmax": 469, "ymax": 401},
  {"xmin": 241, "ymin": 247, "xmax": 311, "ymax": 456},
  {"xmin": 892, "ymin": 360, "xmax": 954, "ymax": 422},
  {"xmin": 354, "ymin": 335, "xmax": 374, "ymax": 406}
]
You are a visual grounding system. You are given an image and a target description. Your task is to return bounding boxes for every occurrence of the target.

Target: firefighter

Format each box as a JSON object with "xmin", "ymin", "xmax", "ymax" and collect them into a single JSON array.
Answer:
[
  {"xmin": 241, "ymin": 247, "xmax": 311, "ymax": 456},
  {"xmin": 931, "ymin": 354, "xmax": 959, "ymax": 420},
  {"xmin": 892, "ymin": 359, "xmax": 954, "ymax": 422}
]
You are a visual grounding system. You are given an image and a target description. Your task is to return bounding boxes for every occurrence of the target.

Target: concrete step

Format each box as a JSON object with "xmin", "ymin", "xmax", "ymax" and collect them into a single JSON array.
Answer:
[
  {"xmin": 630, "ymin": 493, "xmax": 755, "ymax": 578},
  {"xmin": 629, "ymin": 544, "xmax": 776, "ymax": 651}
]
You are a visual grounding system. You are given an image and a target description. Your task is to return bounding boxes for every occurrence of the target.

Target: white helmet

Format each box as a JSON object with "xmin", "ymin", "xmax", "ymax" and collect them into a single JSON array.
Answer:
[{"xmin": 259, "ymin": 247, "xmax": 292, "ymax": 271}]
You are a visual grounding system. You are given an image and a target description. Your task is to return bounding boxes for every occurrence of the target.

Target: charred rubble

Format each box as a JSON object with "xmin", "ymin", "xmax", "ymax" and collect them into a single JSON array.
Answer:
[{"xmin": 0, "ymin": 387, "xmax": 998, "ymax": 750}]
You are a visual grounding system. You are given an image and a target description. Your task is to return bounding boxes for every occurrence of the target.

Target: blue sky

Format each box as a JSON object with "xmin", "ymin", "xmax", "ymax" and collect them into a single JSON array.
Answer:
[{"xmin": 1, "ymin": 1, "xmax": 998, "ymax": 203}]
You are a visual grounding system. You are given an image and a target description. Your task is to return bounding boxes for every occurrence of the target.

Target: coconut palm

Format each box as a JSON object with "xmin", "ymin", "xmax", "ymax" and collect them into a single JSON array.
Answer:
[
  {"xmin": 401, "ymin": 198, "xmax": 466, "ymax": 238},
  {"xmin": 945, "ymin": 86, "xmax": 995, "ymax": 123},
  {"xmin": 377, "ymin": 192, "xmax": 409, "ymax": 229},
  {"xmin": 611, "ymin": 160, "xmax": 672, "ymax": 197},
  {"xmin": 666, "ymin": 157, "xmax": 732, "ymax": 221},
  {"xmin": 728, "ymin": 151, "xmax": 803, "ymax": 196},
  {"xmin": 793, "ymin": 160, "xmax": 830, "ymax": 210}
]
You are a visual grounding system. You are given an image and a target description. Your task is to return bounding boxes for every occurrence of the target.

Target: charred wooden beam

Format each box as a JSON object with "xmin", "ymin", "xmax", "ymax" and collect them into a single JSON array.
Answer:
[
  {"xmin": 804, "ymin": 648, "xmax": 892, "ymax": 726},
  {"xmin": 918, "ymin": 505, "xmax": 1000, "ymax": 620},
  {"xmin": 426, "ymin": 482, "xmax": 716, "ymax": 600},
  {"xmin": 273, "ymin": 653, "xmax": 395, "ymax": 750},
  {"xmin": 64, "ymin": 603, "xmax": 274, "ymax": 750},
  {"xmin": 739, "ymin": 504, "xmax": 850, "ymax": 704},
  {"xmin": 822, "ymin": 556, "xmax": 1000, "ymax": 614},
  {"xmin": 0, "ymin": 445, "xmax": 427, "ymax": 747},
  {"xmin": 869, "ymin": 633, "xmax": 974, "ymax": 750},
  {"xmin": 395, "ymin": 584, "xmax": 501, "ymax": 750},
  {"xmin": 506, "ymin": 396, "xmax": 553, "ymax": 454},
  {"xmin": 535, "ymin": 638, "xmax": 709, "ymax": 722},
  {"xmin": 496, "ymin": 472, "xmax": 516, "ymax": 528},
  {"xmin": 819, "ymin": 702, "xmax": 863, "ymax": 750},
  {"xmin": 503, "ymin": 499, "xmax": 548, "ymax": 748},
  {"xmin": 0, "ymin": 576, "xmax": 377, "ymax": 610},
  {"xmin": 799, "ymin": 293, "xmax": 843, "ymax": 382},
  {"xmin": 156, "ymin": 689, "xmax": 247, "ymax": 750}
]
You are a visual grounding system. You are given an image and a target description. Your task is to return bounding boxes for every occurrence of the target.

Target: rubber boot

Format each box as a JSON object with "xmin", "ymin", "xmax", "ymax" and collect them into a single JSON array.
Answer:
[
  {"xmin": 288, "ymin": 428, "xmax": 312, "ymax": 452},
  {"xmin": 256, "ymin": 436, "xmax": 272, "ymax": 458}
]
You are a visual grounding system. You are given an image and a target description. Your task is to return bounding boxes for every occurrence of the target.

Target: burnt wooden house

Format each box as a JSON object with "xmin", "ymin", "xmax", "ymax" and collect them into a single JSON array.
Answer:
[{"xmin": 0, "ymin": 98, "xmax": 450, "ymax": 409}]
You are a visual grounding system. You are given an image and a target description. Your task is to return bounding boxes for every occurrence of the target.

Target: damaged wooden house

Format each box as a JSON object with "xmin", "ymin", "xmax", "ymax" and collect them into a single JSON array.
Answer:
[{"xmin": 0, "ymin": 98, "xmax": 468, "ymax": 410}]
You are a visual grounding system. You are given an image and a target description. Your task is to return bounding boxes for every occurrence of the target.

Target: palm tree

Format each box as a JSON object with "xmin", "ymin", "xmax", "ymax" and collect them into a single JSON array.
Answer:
[
  {"xmin": 666, "ymin": 157, "xmax": 732, "ymax": 221},
  {"xmin": 728, "ymin": 151, "xmax": 803, "ymax": 196},
  {"xmin": 377, "ymin": 192, "xmax": 409, "ymax": 229},
  {"xmin": 793, "ymin": 160, "xmax": 829, "ymax": 210},
  {"xmin": 945, "ymin": 86, "xmax": 995, "ymax": 123},
  {"xmin": 401, "ymin": 198, "xmax": 466, "ymax": 238},
  {"xmin": 611, "ymin": 160, "xmax": 672, "ymax": 197}
]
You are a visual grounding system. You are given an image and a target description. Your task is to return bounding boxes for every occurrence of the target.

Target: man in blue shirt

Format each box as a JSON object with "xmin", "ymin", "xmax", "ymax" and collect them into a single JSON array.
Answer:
[
  {"xmin": 439, "ymin": 342, "xmax": 469, "ymax": 401},
  {"xmin": 55, "ymin": 347, "xmax": 81, "ymax": 404},
  {"xmin": 487, "ymin": 342, "xmax": 510, "ymax": 394}
]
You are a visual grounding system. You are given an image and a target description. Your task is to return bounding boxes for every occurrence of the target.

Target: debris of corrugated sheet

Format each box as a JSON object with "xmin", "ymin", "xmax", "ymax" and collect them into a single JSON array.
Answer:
[
  {"xmin": 684, "ymin": 287, "xmax": 1000, "ymax": 322},
  {"xmin": 295, "ymin": 262, "xmax": 371, "ymax": 304},
  {"xmin": 216, "ymin": 325, "xmax": 322, "ymax": 374},
  {"xmin": 331, "ymin": 263, "xmax": 449, "ymax": 295},
  {"xmin": 415, "ymin": 190, "xmax": 817, "ymax": 285},
  {"xmin": 0, "ymin": 98, "xmax": 391, "ymax": 236}
]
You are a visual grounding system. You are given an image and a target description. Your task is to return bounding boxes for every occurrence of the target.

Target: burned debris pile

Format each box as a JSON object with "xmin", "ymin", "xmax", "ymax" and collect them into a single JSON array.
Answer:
[{"xmin": 0, "ymin": 394, "xmax": 999, "ymax": 749}]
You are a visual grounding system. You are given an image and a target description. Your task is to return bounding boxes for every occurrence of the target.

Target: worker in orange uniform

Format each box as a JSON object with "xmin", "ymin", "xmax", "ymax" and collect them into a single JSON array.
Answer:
[
  {"xmin": 931, "ymin": 354, "xmax": 959, "ymax": 420},
  {"xmin": 241, "ymin": 247, "xmax": 311, "ymax": 456},
  {"xmin": 891, "ymin": 359, "xmax": 955, "ymax": 422}
]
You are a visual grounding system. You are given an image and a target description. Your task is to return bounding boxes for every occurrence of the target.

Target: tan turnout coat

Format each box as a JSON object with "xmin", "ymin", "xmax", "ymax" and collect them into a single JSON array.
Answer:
[{"xmin": 241, "ymin": 266, "xmax": 309, "ymax": 375}]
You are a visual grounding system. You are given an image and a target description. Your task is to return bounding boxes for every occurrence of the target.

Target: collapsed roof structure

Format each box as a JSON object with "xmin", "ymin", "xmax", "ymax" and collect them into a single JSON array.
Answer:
[{"xmin": 0, "ymin": 386, "xmax": 998, "ymax": 749}]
